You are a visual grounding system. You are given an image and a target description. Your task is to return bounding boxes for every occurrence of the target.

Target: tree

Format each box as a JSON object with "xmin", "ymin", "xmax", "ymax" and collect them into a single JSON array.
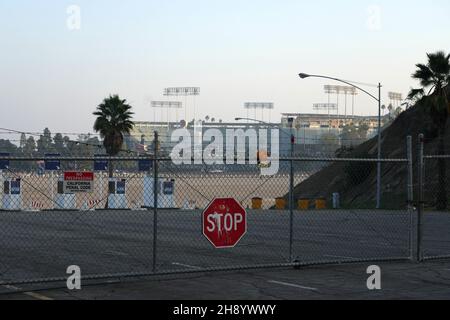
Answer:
[
  {"xmin": 37, "ymin": 128, "xmax": 54, "ymax": 154},
  {"xmin": 387, "ymin": 104, "xmax": 394, "ymax": 119},
  {"xmin": 23, "ymin": 136, "xmax": 36, "ymax": 156},
  {"xmin": 0, "ymin": 140, "xmax": 18, "ymax": 154},
  {"xmin": 340, "ymin": 123, "xmax": 369, "ymax": 147},
  {"xmin": 320, "ymin": 133, "xmax": 340, "ymax": 154},
  {"xmin": 408, "ymin": 51, "xmax": 450, "ymax": 210},
  {"xmin": 53, "ymin": 133, "xmax": 65, "ymax": 155},
  {"xmin": 19, "ymin": 133, "xmax": 27, "ymax": 151},
  {"xmin": 93, "ymin": 95, "xmax": 134, "ymax": 177}
]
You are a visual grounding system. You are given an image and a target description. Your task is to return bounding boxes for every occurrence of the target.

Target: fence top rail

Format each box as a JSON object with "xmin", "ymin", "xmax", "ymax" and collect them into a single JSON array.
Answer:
[
  {"xmin": 0, "ymin": 156, "xmax": 409, "ymax": 163},
  {"xmin": 424, "ymin": 155, "xmax": 450, "ymax": 159}
]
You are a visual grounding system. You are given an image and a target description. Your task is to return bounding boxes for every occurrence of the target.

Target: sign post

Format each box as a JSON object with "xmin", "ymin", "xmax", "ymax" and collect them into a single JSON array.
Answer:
[{"xmin": 202, "ymin": 198, "xmax": 247, "ymax": 248}]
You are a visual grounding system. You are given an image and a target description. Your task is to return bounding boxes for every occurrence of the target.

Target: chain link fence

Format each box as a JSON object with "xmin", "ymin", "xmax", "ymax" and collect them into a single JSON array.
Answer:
[
  {"xmin": 0, "ymin": 154, "xmax": 414, "ymax": 286},
  {"xmin": 419, "ymin": 133, "xmax": 450, "ymax": 261}
]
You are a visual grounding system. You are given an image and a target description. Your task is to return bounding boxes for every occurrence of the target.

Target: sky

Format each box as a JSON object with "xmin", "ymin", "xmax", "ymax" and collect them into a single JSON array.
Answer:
[{"xmin": 0, "ymin": 0, "xmax": 449, "ymax": 135}]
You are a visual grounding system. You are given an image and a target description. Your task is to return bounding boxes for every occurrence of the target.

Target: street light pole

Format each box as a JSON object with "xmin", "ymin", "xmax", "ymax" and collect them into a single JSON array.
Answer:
[
  {"xmin": 377, "ymin": 83, "xmax": 382, "ymax": 209},
  {"xmin": 299, "ymin": 73, "xmax": 383, "ymax": 209}
]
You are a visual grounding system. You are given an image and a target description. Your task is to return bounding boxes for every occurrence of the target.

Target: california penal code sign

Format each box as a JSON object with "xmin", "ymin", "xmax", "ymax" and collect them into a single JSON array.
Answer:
[{"xmin": 63, "ymin": 172, "xmax": 94, "ymax": 193}]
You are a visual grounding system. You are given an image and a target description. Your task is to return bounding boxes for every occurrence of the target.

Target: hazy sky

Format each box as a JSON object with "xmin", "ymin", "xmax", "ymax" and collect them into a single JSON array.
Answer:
[{"xmin": 1, "ymin": 0, "xmax": 449, "ymax": 135}]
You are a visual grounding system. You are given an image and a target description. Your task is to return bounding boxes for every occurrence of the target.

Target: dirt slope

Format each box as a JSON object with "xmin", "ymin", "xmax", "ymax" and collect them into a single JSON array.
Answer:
[{"xmin": 287, "ymin": 88, "xmax": 450, "ymax": 209}]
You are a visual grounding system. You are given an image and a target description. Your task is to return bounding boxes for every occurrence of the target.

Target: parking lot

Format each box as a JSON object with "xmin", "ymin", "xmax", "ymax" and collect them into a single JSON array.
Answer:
[{"xmin": 0, "ymin": 208, "xmax": 414, "ymax": 285}]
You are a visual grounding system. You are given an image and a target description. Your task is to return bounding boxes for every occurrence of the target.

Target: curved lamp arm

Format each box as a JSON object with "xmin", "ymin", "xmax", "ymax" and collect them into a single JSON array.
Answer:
[{"xmin": 299, "ymin": 73, "xmax": 380, "ymax": 102}]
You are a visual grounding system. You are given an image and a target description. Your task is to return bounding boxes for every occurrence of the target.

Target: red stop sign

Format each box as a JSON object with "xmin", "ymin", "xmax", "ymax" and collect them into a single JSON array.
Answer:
[{"xmin": 202, "ymin": 198, "xmax": 247, "ymax": 248}]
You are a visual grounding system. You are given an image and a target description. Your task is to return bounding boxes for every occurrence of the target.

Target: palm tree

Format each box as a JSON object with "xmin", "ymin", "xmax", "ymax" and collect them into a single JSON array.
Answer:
[
  {"xmin": 409, "ymin": 51, "xmax": 450, "ymax": 210},
  {"xmin": 93, "ymin": 95, "xmax": 135, "ymax": 178}
]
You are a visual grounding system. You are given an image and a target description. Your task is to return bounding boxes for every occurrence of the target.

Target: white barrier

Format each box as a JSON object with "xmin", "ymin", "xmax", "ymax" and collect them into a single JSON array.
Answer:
[
  {"xmin": 55, "ymin": 194, "xmax": 76, "ymax": 210},
  {"xmin": 2, "ymin": 179, "xmax": 22, "ymax": 210},
  {"xmin": 108, "ymin": 178, "xmax": 128, "ymax": 209},
  {"xmin": 143, "ymin": 177, "xmax": 176, "ymax": 209},
  {"xmin": 55, "ymin": 177, "xmax": 76, "ymax": 210}
]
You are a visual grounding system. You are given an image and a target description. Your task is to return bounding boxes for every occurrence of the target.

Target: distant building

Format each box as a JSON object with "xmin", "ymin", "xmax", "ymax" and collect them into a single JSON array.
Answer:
[
  {"xmin": 128, "ymin": 113, "xmax": 386, "ymax": 157},
  {"xmin": 280, "ymin": 113, "xmax": 386, "ymax": 130}
]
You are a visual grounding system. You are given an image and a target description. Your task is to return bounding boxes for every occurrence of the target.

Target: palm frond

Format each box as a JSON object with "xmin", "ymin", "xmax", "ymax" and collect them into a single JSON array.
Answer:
[
  {"xmin": 427, "ymin": 51, "xmax": 450, "ymax": 77},
  {"xmin": 407, "ymin": 88, "xmax": 425, "ymax": 101}
]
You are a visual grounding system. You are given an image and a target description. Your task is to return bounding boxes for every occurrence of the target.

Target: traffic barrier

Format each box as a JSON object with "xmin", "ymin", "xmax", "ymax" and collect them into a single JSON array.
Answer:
[
  {"xmin": 2, "ymin": 179, "xmax": 22, "ymax": 210},
  {"xmin": 275, "ymin": 197, "xmax": 286, "ymax": 210},
  {"xmin": 315, "ymin": 198, "xmax": 327, "ymax": 210},
  {"xmin": 88, "ymin": 199, "xmax": 103, "ymax": 208},
  {"xmin": 251, "ymin": 197, "xmax": 263, "ymax": 210},
  {"xmin": 143, "ymin": 177, "xmax": 175, "ymax": 209},
  {"xmin": 298, "ymin": 199, "xmax": 310, "ymax": 210},
  {"xmin": 30, "ymin": 201, "xmax": 44, "ymax": 210},
  {"xmin": 182, "ymin": 199, "xmax": 196, "ymax": 210}
]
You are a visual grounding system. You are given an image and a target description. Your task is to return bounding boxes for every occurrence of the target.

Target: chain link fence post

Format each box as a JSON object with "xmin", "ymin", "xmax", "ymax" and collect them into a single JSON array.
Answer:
[
  {"xmin": 289, "ymin": 159, "xmax": 294, "ymax": 263},
  {"xmin": 406, "ymin": 136, "xmax": 414, "ymax": 260},
  {"xmin": 152, "ymin": 131, "xmax": 159, "ymax": 273},
  {"xmin": 416, "ymin": 133, "xmax": 425, "ymax": 262}
]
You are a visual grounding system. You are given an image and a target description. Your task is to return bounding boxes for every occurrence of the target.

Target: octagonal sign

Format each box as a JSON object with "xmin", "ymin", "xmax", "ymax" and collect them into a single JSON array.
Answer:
[{"xmin": 202, "ymin": 198, "xmax": 247, "ymax": 248}]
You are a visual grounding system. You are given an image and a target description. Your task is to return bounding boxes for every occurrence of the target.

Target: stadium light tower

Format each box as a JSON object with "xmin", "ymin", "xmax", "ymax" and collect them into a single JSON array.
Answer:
[
  {"xmin": 299, "ymin": 73, "xmax": 383, "ymax": 209},
  {"xmin": 164, "ymin": 87, "xmax": 200, "ymax": 122},
  {"xmin": 388, "ymin": 92, "xmax": 403, "ymax": 107},
  {"xmin": 244, "ymin": 103, "xmax": 274, "ymax": 122},
  {"xmin": 151, "ymin": 101, "xmax": 183, "ymax": 124}
]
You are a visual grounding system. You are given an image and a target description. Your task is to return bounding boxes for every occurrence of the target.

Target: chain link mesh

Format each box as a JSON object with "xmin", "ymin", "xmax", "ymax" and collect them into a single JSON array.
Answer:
[
  {"xmin": 0, "ymin": 156, "xmax": 412, "ymax": 285},
  {"xmin": 421, "ymin": 156, "xmax": 450, "ymax": 260}
]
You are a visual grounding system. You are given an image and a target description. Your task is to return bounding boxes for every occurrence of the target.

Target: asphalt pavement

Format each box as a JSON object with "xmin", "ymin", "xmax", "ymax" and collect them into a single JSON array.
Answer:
[{"xmin": 2, "ymin": 260, "xmax": 450, "ymax": 300}]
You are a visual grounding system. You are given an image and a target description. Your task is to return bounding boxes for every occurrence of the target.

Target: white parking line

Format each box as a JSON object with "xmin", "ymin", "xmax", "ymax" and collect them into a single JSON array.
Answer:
[
  {"xmin": 172, "ymin": 262, "xmax": 202, "ymax": 270},
  {"xmin": 268, "ymin": 280, "xmax": 319, "ymax": 292},
  {"xmin": 23, "ymin": 292, "xmax": 54, "ymax": 300},
  {"xmin": 3, "ymin": 285, "xmax": 53, "ymax": 300}
]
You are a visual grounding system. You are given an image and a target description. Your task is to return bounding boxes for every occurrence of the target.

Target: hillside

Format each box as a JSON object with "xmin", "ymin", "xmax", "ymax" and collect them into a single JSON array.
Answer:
[{"xmin": 287, "ymin": 88, "xmax": 450, "ymax": 209}]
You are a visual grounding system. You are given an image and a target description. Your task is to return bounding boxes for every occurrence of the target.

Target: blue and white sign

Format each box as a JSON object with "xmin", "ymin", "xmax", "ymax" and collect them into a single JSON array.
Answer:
[
  {"xmin": 94, "ymin": 155, "xmax": 108, "ymax": 171},
  {"xmin": 10, "ymin": 180, "xmax": 21, "ymax": 195},
  {"xmin": 163, "ymin": 181, "xmax": 174, "ymax": 195},
  {"xmin": 138, "ymin": 159, "xmax": 152, "ymax": 172},
  {"xmin": 0, "ymin": 153, "xmax": 10, "ymax": 170},
  {"xmin": 117, "ymin": 180, "xmax": 126, "ymax": 195},
  {"xmin": 45, "ymin": 154, "xmax": 61, "ymax": 171}
]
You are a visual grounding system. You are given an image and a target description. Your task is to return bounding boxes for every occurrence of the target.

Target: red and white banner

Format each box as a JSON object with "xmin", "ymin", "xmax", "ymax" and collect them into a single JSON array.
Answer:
[{"xmin": 63, "ymin": 172, "xmax": 94, "ymax": 193}]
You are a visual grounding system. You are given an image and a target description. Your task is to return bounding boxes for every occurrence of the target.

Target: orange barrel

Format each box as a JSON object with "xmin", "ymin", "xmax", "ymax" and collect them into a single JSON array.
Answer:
[
  {"xmin": 251, "ymin": 197, "xmax": 263, "ymax": 210},
  {"xmin": 275, "ymin": 198, "xmax": 286, "ymax": 210},
  {"xmin": 315, "ymin": 198, "xmax": 327, "ymax": 210},
  {"xmin": 298, "ymin": 199, "xmax": 310, "ymax": 210}
]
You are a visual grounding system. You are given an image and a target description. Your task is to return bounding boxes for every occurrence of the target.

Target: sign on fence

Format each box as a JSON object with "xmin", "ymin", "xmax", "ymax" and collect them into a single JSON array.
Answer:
[
  {"xmin": 163, "ymin": 181, "xmax": 174, "ymax": 195},
  {"xmin": 116, "ymin": 180, "xmax": 126, "ymax": 195},
  {"xmin": 10, "ymin": 180, "xmax": 21, "ymax": 195},
  {"xmin": 63, "ymin": 172, "xmax": 94, "ymax": 193},
  {"xmin": 94, "ymin": 155, "xmax": 108, "ymax": 171},
  {"xmin": 0, "ymin": 153, "xmax": 10, "ymax": 170},
  {"xmin": 202, "ymin": 198, "xmax": 247, "ymax": 249},
  {"xmin": 45, "ymin": 154, "xmax": 61, "ymax": 171}
]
